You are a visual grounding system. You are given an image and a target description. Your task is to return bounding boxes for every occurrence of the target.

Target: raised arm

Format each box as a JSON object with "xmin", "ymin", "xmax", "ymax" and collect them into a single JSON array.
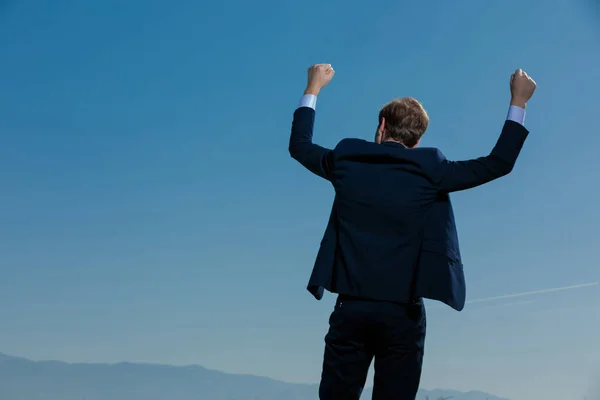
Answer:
[
  {"xmin": 434, "ymin": 69, "xmax": 537, "ymax": 193},
  {"xmin": 289, "ymin": 64, "xmax": 335, "ymax": 180}
]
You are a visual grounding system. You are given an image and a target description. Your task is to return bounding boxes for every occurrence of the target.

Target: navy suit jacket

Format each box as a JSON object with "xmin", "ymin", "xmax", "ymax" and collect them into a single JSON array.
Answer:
[{"xmin": 289, "ymin": 107, "xmax": 529, "ymax": 311}]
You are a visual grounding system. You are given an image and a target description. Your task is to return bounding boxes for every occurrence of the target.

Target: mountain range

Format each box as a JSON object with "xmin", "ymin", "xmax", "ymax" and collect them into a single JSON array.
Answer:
[{"xmin": 0, "ymin": 352, "xmax": 509, "ymax": 400}]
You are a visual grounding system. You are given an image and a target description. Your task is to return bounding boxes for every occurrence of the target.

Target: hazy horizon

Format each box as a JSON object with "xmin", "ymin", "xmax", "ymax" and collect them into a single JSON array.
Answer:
[{"xmin": 0, "ymin": 351, "xmax": 513, "ymax": 400}]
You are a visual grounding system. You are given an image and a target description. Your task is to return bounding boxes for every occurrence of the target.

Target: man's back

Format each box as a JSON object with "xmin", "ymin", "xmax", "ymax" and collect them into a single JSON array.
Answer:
[{"xmin": 326, "ymin": 138, "xmax": 442, "ymax": 302}]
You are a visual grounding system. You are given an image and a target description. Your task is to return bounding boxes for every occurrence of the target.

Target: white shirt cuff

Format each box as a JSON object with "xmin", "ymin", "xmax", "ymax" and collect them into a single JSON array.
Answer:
[
  {"xmin": 298, "ymin": 94, "xmax": 317, "ymax": 110},
  {"xmin": 507, "ymin": 105, "xmax": 526, "ymax": 126}
]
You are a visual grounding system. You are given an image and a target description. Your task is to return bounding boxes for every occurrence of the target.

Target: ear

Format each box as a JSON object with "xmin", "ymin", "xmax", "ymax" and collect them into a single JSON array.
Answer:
[{"xmin": 375, "ymin": 118, "xmax": 385, "ymax": 144}]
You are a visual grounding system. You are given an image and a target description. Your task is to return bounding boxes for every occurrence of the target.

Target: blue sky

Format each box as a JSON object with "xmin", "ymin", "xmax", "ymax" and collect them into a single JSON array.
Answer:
[{"xmin": 0, "ymin": 0, "xmax": 599, "ymax": 399}]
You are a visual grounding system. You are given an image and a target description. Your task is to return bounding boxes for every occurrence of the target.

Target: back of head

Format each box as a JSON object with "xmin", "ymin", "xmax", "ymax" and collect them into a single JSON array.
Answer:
[{"xmin": 378, "ymin": 97, "xmax": 429, "ymax": 147}]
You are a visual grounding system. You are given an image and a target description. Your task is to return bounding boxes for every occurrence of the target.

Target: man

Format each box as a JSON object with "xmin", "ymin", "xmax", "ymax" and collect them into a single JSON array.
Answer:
[{"xmin": 288, "ymin": 64, "xmax": 536, "ymax": 400}]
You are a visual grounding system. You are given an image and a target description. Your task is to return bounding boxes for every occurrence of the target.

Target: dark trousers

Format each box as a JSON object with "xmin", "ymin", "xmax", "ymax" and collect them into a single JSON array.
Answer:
[{"xmin": 319, "ymin": 296, "xmax": 426, "ymax": 400}]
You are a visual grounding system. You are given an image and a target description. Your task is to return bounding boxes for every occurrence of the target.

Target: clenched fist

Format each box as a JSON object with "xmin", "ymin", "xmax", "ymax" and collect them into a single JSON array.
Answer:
[
  {"xmin": 510, "ymin": 69, "xmax": 536, "ymax": 107},
  {"xmin": 305, "ymin": 64, "xmax": 335, "ymax": 95}
]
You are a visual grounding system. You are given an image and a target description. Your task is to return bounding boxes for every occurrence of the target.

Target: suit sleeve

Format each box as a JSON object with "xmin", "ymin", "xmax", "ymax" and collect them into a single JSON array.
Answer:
[
  {"xmin": 288, "ymin": 106, "xmax": 334, "ymax": 180},
  {"xmin": 434, "ymin": 120, "xmax": 529, "ymax": 193}
]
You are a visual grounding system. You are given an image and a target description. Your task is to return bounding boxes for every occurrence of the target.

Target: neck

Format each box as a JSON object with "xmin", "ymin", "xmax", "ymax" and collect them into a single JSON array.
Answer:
[{"xmin": 384, "ymin": 139, "xmax": 403, "ymax": 144}]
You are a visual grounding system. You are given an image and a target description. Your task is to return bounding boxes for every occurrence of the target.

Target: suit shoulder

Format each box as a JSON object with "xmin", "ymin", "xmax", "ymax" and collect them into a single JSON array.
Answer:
[
  {"xmin": 413, "ymin": 146, "xmax": 446, "ymax": 162},
  {"xmin": 334, "ymin": 138, "xmax": 370, "ymax": 152}
]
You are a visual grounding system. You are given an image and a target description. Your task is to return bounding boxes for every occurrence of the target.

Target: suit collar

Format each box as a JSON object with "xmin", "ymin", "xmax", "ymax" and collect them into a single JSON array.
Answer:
[{"xmin": 382, "ymin": 141, "xmax": 406, "ymax": 148}]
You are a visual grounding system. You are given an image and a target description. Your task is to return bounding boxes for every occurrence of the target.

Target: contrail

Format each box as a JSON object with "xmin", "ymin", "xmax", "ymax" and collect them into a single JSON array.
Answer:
[{"xmin": 466, "ymin": 282, "xmax": 599, "ymax": 305}]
